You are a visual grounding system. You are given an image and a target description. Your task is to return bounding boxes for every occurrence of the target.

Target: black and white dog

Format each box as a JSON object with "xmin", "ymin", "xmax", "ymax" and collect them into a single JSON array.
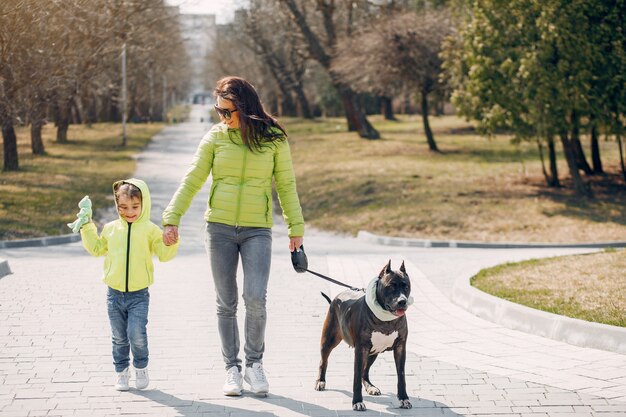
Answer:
[{"xmin": 314, "ymin": 260, "xmax": 412, "ymax": 411}]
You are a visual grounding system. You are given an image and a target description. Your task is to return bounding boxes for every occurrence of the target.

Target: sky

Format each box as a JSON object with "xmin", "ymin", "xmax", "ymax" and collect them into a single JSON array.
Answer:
[{"xmin": 167, "ymin": 0, "xmax": 246, "ymax": 24}]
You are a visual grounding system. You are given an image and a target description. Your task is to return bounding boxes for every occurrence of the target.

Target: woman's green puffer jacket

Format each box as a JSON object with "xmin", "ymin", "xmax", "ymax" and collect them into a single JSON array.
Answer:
[{"xmin": 162, "ymin": 123, "xmax": 304, "ymax": 237}]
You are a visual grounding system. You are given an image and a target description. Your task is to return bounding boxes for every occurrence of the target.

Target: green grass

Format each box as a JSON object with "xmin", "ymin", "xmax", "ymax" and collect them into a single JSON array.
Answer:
[
  {"xmin": 0, "ymin": 123, "xmax": 164, "ymax": 239},
  {"xmin": 471, "ymin": 249, "xmax": 626, "ymax": 327}
]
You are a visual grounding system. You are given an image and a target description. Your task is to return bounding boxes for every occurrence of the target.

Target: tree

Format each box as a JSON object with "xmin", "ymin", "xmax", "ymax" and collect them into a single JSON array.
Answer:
[
  {"xmin": 242, "ymin": 0, "xmax": 313, "ymax": 118},
  {"xmin": 278, "ymin": 0, "xmax": 380, "ymax": 139},
  {"xmin": 0, "ymin": 0, "xmax": 46, "ymax": 170},
  {"xmin": 333, "ymin": 9, "xmax": 454, "ymax": 151},
  {"xmin": 444, "ymin": 0, "xmax": 626, "ymax": 196}
]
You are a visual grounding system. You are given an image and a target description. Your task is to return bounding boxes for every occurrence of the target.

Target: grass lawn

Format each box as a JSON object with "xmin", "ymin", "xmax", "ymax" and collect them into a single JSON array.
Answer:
[
  {"xmin": 283, "ymin": 114, "xmax": 626, "ymax": 243},
  {"xmin": 471, "ymin": 249, "xmax": 626, "ymax": 327},
  {"xmin": 0, "ymin": 122, "xmax": 164, "ymax": 239}
]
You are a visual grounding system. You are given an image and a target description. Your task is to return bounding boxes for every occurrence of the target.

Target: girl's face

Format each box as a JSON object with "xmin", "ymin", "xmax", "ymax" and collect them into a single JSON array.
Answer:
[
  {"xmin": 215, "ymin": 96, "xmax": 240, "ymax": 129},
  {"xmin": 117, "ymin": 195, "xmax": 142, "ymax": 223}
]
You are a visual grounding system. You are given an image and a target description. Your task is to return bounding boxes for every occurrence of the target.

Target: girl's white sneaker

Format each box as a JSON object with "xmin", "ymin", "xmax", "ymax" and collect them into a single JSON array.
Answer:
[
  {"xmin": 115, "ymin": 367, "xmax": 130, "ymax": 391},
  {"xmin": 135, "ymin": 367, "xmax": 149, "ymax": 390}
]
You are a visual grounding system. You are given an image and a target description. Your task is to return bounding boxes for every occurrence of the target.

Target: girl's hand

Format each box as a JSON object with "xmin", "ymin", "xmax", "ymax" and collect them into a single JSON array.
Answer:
[
  {"xmin": 289, "ymin": 236, "xmax": 303, "ymax": 252},
  {"xmin": 163, "ymin": 225, "xmax": 179, "ymax": 246}
]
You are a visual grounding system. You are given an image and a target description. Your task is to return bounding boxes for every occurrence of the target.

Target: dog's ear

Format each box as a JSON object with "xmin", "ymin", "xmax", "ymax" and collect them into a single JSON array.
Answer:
[
  {"xmin": 379, "ymin": 259, "xmax": 392, "ymax": 278},
  {"xmin": 400, "ymin": 261, "xmax": 407, "ymax": 274}
]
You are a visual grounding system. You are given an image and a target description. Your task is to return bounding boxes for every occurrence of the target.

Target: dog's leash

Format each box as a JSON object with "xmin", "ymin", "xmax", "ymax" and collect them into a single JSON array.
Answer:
[
  {"xmin": 302, "ymin": 267, "xmax": 363, "ymax": 292},
  {"xmin": 291, "ymin": 246, "xmax": 363, "ymax": 292}
]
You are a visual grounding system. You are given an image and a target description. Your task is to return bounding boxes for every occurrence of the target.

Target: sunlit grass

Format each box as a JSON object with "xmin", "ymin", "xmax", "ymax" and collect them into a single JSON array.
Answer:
[
  {"xmin": 471, "ymin": 249, "xmax": 626, "ymax": 327},
  {"xmin": 0, "ymin": 123, "xmax": 164, "ymax": 239},
  {"xmin": 284, "ymin": 114, "xmax": 626, "ymax": 243}
]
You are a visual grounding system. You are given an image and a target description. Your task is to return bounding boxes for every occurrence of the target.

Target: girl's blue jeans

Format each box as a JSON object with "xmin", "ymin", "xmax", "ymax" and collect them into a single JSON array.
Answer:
[
  {"xmin": 205, "ymin": 222, "xmax": 272, "ymax": 371},
  {"xmin": 106, "ymin": 287, "xmax": 150, "ymax": 372}
]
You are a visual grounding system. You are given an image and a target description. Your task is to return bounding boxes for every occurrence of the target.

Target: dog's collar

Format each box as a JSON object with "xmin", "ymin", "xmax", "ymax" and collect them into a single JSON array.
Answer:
[{"xmin": 365, "ymin": 277, "xmax": 411, "ymax": 321}]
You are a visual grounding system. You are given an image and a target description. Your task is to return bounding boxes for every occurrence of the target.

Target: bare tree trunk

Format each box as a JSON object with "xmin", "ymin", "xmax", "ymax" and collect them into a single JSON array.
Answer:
[
  {"xmin": 571, "ymin": 111, "xmax": 593, "ymax": 175},
  {"xmin": 2, "ymin": 119, "xmax": 19, "ymax": 171},
  {"xmin": 548, "ymin": 135, "xmax": 560, "ymax": 187},
  {"xmin": 280, "ymin": 91, "xmax": 297, "ymax": 117},
  {"xmin": 380, "ymin": 96, "xmax": 395, "ymax": 120},
  {"xmin": 336, "ymin": 84, "xmax": 380, "ymax": 139},
  {"xmin": 55, "ymin": 101, "xmax": 70, "ymax": 144},
  {"xmin": 421, "ymin": 91, "xmax": 438, "ymax": 152},
  {"xmin": 560, "ymin": 132, "xmax": 592, "ymax": 197},
  {"xmin": 538, "ymin": 140, "xmax": 549, "ymax": 185},
  {"xmin": 31, "ymin": 121, "xmax": 45, "ymax": 155},
  {"xmin": 618, "ymin": 133, "xmax": 626, "ymax": 182},
  {"xmin": 590, "ymin": 122, "xmax": 603, "ymax": 174},
  {"xmin": 294, "ymin": 84, "xmax": 312, "ymax": 119},
  {"xmin": 30, "ymin": 99, "xmax": 46, "ymax": 155}
]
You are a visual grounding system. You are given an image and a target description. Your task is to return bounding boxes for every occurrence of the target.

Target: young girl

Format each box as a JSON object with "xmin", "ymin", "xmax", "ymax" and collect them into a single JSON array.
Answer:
[{"xmin": 71, "ymin": 178, "xmax": 178, "ymax": 390}]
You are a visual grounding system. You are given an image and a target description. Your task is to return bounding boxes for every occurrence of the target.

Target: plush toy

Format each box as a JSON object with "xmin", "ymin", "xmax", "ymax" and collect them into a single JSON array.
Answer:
[{"xmin": 67, "ymin": 195, "xmax": 92, "ymax": 233}]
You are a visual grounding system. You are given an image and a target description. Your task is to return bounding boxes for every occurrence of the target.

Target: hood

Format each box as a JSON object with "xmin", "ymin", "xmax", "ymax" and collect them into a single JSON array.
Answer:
[{"xmin": 112, "ymin": 178, "xmax": 151, "ymax": 224}]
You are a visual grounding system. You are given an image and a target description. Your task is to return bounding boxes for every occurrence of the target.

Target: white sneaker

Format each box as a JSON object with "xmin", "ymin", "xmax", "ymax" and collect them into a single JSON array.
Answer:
[
  {"xmin": 135, "ymin": 367, "xmax": 149, "ymax": 390},
  {"xmin": 223, "ymin": 366, "xmax": 243, "ymax": 396},
  {"xmin": 115, "ymin": 367, "xmax": 130, "ymax": 391},
  {"xmin": 244, "ymin": 363, "xmax": 269, "ymax": 394}
]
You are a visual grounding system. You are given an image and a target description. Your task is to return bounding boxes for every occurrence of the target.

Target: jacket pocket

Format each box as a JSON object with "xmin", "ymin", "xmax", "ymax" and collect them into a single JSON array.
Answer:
[{"xmin": 265, "ymin": 191, "xmax": 271, "ymax": 222}]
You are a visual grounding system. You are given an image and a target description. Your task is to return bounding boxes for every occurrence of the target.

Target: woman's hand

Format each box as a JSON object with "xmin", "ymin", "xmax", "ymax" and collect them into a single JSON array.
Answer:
[
  {"xmin": 289, "ymin": 236, "xmax": 303, "ymax": 252},
  {"xmin": 163, "ymin": 225, "xmax": 179, "ymax": 246}
]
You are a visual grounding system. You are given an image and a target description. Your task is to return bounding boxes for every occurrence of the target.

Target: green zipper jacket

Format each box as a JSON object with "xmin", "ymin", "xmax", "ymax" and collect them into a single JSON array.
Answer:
[
  {"xmin": 162, "ymin": 123, "xmax": 305, "ymax": 237},
  {"xmin": 81, "ymin": 178, "xmax": 179, "ymax": 292}
]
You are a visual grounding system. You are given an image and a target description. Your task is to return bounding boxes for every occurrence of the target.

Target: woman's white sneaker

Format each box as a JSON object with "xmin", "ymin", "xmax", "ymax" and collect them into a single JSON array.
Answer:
[
  {"xmin": 244, "ymin": 363, "xmax": 269, "ymax": 394},
  {"xmin": 223, "ymin": 366, "xmax": 243, "ymax": 396}
]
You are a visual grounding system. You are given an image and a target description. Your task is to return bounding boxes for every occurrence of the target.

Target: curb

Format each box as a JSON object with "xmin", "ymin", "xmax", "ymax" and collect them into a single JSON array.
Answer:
[
  {"xmin": 0, "ymin": 233, "xmax": 81, "ymax": 249},
  {"xmin": 357, "ymin": 230, "xmax": 626, "ymax": 249},
  {"xmin": 451, "ymin": 274, "xmax": 626, "ymax": 354},
  {"xmin": 0, "ymin": 259, "xmax": 11, "ymax": 278}
]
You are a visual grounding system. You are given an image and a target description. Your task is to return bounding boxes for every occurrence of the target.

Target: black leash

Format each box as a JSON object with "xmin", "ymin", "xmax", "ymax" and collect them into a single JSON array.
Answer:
[{"xmin": 301, "ymin": 267, "xmax": 363, "ymax": 292}]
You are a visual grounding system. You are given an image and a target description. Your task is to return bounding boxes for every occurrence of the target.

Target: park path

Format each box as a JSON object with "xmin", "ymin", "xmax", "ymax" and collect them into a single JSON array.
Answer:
[{"xmin": 1, "ymin": 106, "xmax": 625, "ymax": 416}]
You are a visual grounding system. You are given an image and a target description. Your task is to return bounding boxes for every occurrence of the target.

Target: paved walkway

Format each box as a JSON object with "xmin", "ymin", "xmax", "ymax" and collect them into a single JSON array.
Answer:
[{"xmin": 1, "ymin": 109, "xmax": 625, "ymax": 416}]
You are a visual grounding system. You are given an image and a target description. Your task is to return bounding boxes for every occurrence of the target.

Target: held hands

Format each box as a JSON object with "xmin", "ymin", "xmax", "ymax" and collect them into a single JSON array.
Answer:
[
  {"xmin": 67, "ymin": 195, "xmax": 92, "ymax": 233},
  {"xmin": 163, "ymin": 225, "xmax": 179, "ymax": 246}
]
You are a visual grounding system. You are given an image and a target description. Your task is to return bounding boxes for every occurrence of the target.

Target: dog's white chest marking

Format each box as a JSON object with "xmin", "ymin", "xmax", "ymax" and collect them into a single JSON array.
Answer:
[{"xmin": 370, "ymin": 331, "xmax": 398, "ymax": 354}]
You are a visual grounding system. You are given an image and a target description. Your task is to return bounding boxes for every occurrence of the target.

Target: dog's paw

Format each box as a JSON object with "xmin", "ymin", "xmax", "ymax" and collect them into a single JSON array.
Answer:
[
  {"xmin": 366, "ymin": 386, "xmax": 381, "ymax": 395},
  {"xmin": 314, "ymin": 380, "xmax": 325, "ymax": 391},
  {"xmin": 353, "ymin": 402, "xmax": 367, "ymax": 411},
  {"xmin": 399, "ymin": 399, "xmax": 412, "ymax": 409}
]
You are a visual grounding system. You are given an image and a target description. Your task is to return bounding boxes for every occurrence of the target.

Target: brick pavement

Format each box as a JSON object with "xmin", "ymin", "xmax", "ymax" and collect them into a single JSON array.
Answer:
[{"xmin": 1, "ymin": 111, "xmax": 625, "ymax": 416}]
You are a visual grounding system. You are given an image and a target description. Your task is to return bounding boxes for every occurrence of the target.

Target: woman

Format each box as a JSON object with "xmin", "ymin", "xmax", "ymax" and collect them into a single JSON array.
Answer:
[{"xmin": 162, "ymin": 76, "xmax": 304, "ymax": 396}]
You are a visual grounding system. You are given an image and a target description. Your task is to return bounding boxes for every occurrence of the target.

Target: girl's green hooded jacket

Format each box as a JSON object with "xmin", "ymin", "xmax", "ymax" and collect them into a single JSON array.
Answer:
[
  {"xmin": 162, "ymin": 124, "xmax": 304, "ymax": 237},
  {"xmin": 81, "ymin": 178, "xmax": 179, "ymax": 292}
]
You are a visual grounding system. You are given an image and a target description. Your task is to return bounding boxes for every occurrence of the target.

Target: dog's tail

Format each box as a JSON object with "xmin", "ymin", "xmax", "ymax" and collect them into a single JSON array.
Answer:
[{"xmin": 320, "ymin": 292, "xmax": 332, "ymax": 304}]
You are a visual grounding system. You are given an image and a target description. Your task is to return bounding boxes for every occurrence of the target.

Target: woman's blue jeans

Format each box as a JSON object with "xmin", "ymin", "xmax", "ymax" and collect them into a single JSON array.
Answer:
[
  {"xmin": 106, "ymin": 287, "xmax": 149, "ymax": 372},
  {"xmin": 205, "ymin": 222, "xmax": 272, "ymax": 371}
]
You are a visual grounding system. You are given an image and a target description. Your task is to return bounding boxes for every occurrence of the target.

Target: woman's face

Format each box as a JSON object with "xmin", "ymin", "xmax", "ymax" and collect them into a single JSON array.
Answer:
[{"xmin": 215, "ymin": 96, "xmax": 240, "ymax": 129}]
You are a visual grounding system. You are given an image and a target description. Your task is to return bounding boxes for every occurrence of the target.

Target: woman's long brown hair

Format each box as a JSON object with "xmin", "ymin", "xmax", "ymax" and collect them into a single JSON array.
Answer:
[{"xmin": 214, "ymin": 76, "xmax": 287, "ymax": 152}]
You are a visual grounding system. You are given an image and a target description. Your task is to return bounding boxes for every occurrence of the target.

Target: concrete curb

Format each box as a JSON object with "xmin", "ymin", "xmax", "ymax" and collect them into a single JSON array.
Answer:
[
  {"xmin": 0, "ymin": 233, "xmax": 81, "ymax": 249},
  {"xmin": 451, "ymin": 274, "xmax": 626, "ymax": 354},
  {"xmin": 0, "ymin": 259, "xmax": 11, "ymax": 278},
  {"xmin": 357, "ymin": 230, "xmax": 626, "ymax": 249}
]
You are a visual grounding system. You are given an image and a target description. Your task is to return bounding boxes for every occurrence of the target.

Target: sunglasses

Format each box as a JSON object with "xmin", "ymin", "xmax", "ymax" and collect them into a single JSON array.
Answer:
[{"xmin": 214, "ymin": 104, "xmax": 238, "ymax": 120}]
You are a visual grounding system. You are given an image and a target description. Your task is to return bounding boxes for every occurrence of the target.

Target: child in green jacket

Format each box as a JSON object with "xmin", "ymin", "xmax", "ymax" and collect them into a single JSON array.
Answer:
[{"xmin": 68, "ymin": 178, "xmax": 178, "ymax": 391}]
